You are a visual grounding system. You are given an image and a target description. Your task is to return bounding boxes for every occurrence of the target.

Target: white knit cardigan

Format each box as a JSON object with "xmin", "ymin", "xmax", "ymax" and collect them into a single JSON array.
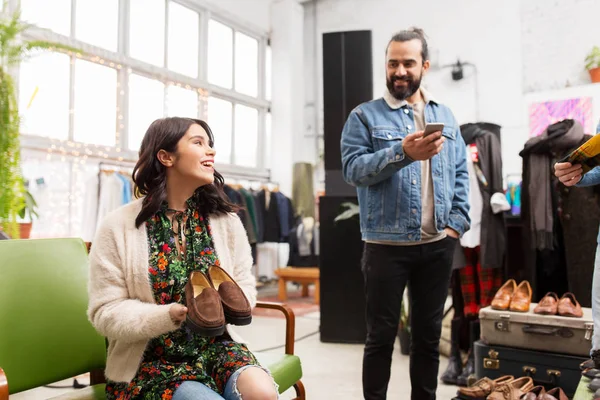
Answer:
[{"xmin": 87, "ymin": 198, "xmax": 257, "ymax": 383}]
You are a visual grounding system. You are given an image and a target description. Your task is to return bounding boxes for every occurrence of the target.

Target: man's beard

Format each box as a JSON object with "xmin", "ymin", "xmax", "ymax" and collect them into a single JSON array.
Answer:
[{"xmin": 386, "ymin": 74, "xmax": 422, "ymax": 101}]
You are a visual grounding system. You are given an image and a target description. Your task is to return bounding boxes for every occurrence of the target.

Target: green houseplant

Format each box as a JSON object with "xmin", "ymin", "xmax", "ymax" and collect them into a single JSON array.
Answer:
[
  {"xmin": 17, "ymin": 186, "xmax": 38, "ymax": 238},
  {"xmin": 0, "ymin": 9, "xmax": 72, "ymax": 238},
  {"xmin": 585, "ymin": 46, "xmax": 600, "ymax": 83}
]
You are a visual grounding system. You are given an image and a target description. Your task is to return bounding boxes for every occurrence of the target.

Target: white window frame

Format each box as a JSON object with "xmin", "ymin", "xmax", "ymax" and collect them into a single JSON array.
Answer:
[{"xmin": 7, "ymin": 0, "xmax": 270, "ymax": 179}]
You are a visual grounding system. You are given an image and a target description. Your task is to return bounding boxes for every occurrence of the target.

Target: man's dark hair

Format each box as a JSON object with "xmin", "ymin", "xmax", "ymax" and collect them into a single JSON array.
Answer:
[{"xmin": 387, "ymin": 27, "xmax": 429, "ymax": 62}]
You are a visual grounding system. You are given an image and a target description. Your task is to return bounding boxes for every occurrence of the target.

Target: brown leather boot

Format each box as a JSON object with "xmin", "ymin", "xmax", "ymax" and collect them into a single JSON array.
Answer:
[
  {"xmin": 208, "ymin": 265, "xmax": 252, "ymax": 326},
  {"xmin": 185, "ymin": 271, "xmax": 226, "ymax": 336}
]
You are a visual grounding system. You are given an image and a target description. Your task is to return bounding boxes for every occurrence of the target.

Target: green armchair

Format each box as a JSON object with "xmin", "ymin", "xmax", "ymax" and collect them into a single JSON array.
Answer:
[{"xmin": 0, "ymin": 238, "xmax": 304, "ymax": 399}]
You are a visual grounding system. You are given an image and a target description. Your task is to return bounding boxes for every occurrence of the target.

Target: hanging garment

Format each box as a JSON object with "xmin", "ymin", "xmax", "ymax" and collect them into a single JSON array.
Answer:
[
  {"xmin": 96, "ymin": 173, "xmax": 124, "ymax": 228},
  {"xmin": 520, "ymin": 120, "xmax": 600, "ymax": 305},
  {"xmin": 459, "ymin": 247, "xmax": 503, "ymax": 317},
  {"xmin": 239, "ymin": 188, "xmax": 259, "ymax": 238},
  {"xmin": 520, "ymin": 119, "xmax": 585, "ymax": 250},
  {"xmin": 460, "ymin": 147, "xmax": 483, "ymax": 249},
  {"xmin": 292, "ymin": 162, "xmax": 315, "ymax": 218},
  {"xmin": 273, "ymin": 191, "xmax": 295, "ymax": 242},
  {"xmin": 255, "ymin": 190, "xmax": 281, "ymax": 243}
]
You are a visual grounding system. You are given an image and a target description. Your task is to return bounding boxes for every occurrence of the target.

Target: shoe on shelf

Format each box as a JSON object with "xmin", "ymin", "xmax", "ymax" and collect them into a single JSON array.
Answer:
[
  {"xmin": 533, "ymin": 292, "xmax": 559, "ymax": 315},
  {"xmin": 557, "ymin": 292, "xmax": 583, "ymax": 318},
  {"xmin": 491, "ymin": 279, "xmax": 517, "ymax": 311},
  {"xmin": 456, "ymin": 375, "xmax": 513, "ymax": 399},
  {"xmin": 509, "ymin": 281, "xmax": 532, "ymax": 313},
  {"xmin": 542, "ymin": 387, "xmax": 568, "ymax": 400},
  {"xmin": 521, "ymin": 385, "xmax": 545, "ymax": 400}
]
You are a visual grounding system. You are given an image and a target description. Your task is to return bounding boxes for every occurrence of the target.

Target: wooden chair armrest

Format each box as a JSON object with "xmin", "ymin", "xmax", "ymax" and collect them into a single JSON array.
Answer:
[
  {"xmin": 255, "ymin": 301, "xmax": 296, "ymax": 355},
  {"xmin": 0, "ymin": 367, "xmax": 8, "ymax": 400}
]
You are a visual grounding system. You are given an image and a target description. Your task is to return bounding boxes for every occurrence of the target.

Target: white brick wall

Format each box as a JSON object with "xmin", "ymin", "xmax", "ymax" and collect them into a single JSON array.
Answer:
[{"xmin": 521, "ymin": 0, "xmax": 600, "ymax": 92}]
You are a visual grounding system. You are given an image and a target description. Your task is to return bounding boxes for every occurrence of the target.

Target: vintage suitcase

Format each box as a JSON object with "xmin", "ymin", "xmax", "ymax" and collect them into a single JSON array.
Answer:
[
  {"xmin": 474, "ymin": 340, "xmax": 587, "ymax": 397},
  {"xmin": 479, "ymin": 304, "xmax": 593, "ymax": 356}
]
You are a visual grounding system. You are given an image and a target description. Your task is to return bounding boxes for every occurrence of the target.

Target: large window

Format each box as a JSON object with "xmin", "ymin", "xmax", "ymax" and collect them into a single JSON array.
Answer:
[
  {"xmin": 128, "ymin": 74, "xmax": 165, "ymax": 150},
  {"xmin": 15, "ymin": 0, "xmax": 269, "ymax": 171},
  {"xmin": 19, "ymin": 52, "xmax": 70, "ymax": 140},
  {"xmin": 73, "ymin": 60, "xmax": 118, "ymax": 146},
  {"xmin": 208, "ymin": 20, "xmax": 233, "ymax": 90},
  {"xmin": 167, "ymin": 3, "xmax": 199, "ymax": 77},
  {"xmin": 129, "ymin": 0, "xmax": 165, "ymax": 66}
]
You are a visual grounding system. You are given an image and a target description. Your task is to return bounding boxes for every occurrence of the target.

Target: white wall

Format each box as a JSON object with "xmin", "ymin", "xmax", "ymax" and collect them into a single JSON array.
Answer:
[{"xmin": 521, "ymin": 0, "xmax": 600, "ymax": 93}]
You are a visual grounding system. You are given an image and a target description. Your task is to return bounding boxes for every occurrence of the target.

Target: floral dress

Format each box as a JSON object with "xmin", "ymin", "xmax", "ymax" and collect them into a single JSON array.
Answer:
[{"xmin": 105, "ymin": 198, "xmax": 260, "ymax": 400}]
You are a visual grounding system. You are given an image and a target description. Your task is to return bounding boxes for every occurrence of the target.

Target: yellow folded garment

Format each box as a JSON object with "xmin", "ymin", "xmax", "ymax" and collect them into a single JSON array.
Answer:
[{"xmin": 562, "ymin": 134, "xmax": 600, "ymax": 174}]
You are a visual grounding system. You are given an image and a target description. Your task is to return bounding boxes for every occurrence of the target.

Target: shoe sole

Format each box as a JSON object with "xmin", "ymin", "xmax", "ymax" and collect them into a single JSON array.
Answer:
[
  {"xmin": 186, "ymin": 316, "xmax": 225, "ymax": 337},
  {"xmin": 226, "ymin": 313, "xmax": 252, "ymax": 326}
]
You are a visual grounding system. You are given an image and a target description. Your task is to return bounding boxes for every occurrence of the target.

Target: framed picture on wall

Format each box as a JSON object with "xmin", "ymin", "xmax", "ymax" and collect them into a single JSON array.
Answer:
[{"xmin": 528, "ymin": 97, "xmax": 593, "ymax": 137}]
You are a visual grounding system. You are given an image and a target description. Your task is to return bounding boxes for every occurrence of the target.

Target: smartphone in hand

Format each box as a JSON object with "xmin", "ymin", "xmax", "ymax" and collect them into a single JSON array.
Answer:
[{"xmin": 423, "ymin": 123, "xmax": 444, "ymax": 137}]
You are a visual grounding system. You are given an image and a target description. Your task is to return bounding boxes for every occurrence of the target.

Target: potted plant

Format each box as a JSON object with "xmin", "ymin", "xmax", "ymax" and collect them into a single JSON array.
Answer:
[
  {"xmin": 0, "ymin": 9, "xmax": 74, "ymax": 238},
  {"xmin": 585, "ymin": 46, "xmax": 600, "ymax": 83},
  {"xmin": 17, "ymin": 187, "xmax": 38, "ymax": 239}
]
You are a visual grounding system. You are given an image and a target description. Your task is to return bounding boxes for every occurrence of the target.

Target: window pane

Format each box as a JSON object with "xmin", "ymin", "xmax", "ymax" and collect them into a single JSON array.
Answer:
[
  {"xmin": 19, "ymin": 52, "xmax": 70, "ymax": 139},
  {"xmin": 234, "ymin": 105, "xmax": 258, "ymax": 167},
  {"xmin": 265, "ymin": 45, "xmax": 272, "ymax": 101},
  {"xmin": 73, "ymin": 60, "xmax": 117, "ymax": 146},
  {"xmin": 129, "ymin": 0, "xmax": 165, "ymax": 66},
  {"xmin": 207, "ymin": 97, "xmax": 232, "ymax": 164},
  {"xmin": 75, "ymin": 0, "xmax": 119, "ymax": 51},
  {"xmin": 128, "ymin": 74, "xmax": 165, "ymax": 150},
  {"xmin": 21, "ymin": 0, "xmax": 71, "ymax": 36},
  {"xmin": 208, "ymin": 20, "xmax": 233, "ymax": 89},
  {"xmin": 167, "ymin": 85, "xmax": 198, "ymax": 118},
  {"xmin": 168, "ymin": 2, "xmax": 199, "ymax": 77},
  {"xmin": 235, "ymin": 32, "xmax": 258, "ymax": 97}
]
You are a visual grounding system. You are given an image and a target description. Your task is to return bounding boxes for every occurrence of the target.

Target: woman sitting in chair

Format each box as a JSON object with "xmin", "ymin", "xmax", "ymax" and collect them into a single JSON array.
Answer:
[{"xmin": 87, "ymin": 117, "xmax": 278, "ymax": 400}]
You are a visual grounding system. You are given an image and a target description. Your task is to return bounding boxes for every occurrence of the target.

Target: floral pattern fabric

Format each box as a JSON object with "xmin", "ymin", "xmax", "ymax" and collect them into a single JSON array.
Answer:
[{"xmin": 105, "ymin": 198, "xmax": 259, "ymax": 400}]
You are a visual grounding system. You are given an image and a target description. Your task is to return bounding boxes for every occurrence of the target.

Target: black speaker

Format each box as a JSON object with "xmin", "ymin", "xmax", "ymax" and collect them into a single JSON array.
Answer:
[
  {"xmin": 322, "ymin": 30, "xmax": 373, "ymax": 196},
  {"xmin": 319, "ymin": 195, "xmax": 367, "ymax": 344}
]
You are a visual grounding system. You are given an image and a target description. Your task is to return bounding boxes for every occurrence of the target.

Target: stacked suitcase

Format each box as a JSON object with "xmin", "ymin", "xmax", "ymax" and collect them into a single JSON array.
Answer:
[{"xmin": 474, "ymin": 304, "xmax": 593, "ymax": 397}]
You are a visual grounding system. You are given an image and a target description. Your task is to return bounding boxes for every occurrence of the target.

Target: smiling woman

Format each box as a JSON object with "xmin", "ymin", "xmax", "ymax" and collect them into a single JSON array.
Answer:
[{"xmin": 132, "ymin": 117, "xmax": 237, "ymax": 227}]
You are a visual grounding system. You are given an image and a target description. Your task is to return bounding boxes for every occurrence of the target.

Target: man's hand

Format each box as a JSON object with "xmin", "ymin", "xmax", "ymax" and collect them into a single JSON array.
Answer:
[
  {"xmin": 169, "ymin": 303, "xmax": 188, "ymax": 324},
  {"xmin": 554, "ymin": 162, "xmax": 583, "ymax": 187},
  {"xmin": 402, "ymin": 130, "xmax": 445, "ymax": 161},
  {"xmin": 444, "ymin": 227, "xmax": 459, "ymax": 239}
]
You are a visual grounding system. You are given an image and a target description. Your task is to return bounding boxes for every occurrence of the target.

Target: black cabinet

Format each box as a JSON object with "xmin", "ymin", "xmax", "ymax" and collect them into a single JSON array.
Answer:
[{"xmin": 319, "ymin": 196, "xmax": 366, "ymax": 344}]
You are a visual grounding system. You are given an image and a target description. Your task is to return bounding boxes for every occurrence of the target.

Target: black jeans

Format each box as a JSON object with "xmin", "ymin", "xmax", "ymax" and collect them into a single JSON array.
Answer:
[{"xmin": 362, "ymin": 237, "xmax": 456, "ymax": 400}]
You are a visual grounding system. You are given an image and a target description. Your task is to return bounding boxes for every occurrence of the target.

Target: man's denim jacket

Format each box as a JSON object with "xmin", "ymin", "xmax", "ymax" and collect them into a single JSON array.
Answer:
[{"xmin": 340, "ymin": 90, "xmax": 470, "ymax": 242}]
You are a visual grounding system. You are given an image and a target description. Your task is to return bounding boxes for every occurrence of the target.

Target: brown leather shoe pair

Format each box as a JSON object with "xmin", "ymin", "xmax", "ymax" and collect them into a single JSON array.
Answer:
[
  {"xmin": 185, "ymin": 266, "xmax": 252, "ymax": 336},
  {"xmin": 456, "ymin": 375, "xmax": 513, "ymax": 398},
  {"xmin": 491, "ymin": 279, "xmax": 532, "ymax": 312},
  {"xmin": 534, "ymin": 292, "xmax": 583, "ymax": 318}
]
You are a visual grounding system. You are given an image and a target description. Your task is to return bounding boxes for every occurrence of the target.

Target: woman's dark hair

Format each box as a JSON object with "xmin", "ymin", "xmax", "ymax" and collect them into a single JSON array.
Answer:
[{"xmin": 132, "ymin": 117, "xmax": 238, "ymax": 227}]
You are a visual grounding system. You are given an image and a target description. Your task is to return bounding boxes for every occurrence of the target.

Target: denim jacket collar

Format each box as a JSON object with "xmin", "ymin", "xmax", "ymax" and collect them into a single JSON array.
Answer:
[{"xmin": 383, "ymin": 87, "xmax": 438, "ymax": 110}]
